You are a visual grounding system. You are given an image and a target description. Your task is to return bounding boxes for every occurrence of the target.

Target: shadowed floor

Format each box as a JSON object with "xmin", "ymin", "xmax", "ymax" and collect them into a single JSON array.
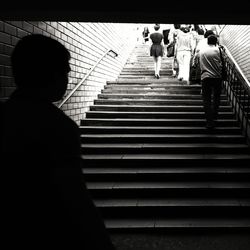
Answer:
[{"xmin": 110, "ymin": 232, "xmax": 250, "ymax": 250}]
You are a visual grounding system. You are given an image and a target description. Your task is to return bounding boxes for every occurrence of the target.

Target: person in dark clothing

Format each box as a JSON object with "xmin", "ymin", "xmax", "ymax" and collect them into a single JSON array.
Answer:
[
  {"xmin": 1, "ymin": 34, "xmax": 115, "ymax": 250},
  {"xmin": 150, "ymin": 24, "xmax": 164, "ymax": 79},
  {"xmin": 199, "ymin": 34, "xmax": 223, "ymax": 129}
]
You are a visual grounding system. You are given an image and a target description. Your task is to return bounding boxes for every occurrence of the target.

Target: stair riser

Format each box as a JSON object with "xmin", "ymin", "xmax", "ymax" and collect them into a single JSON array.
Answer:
[
  {"xmin": 81, "ymin": 137, "xmax": 245, "ymax": 144},
  {"xmin": 96, "ymin": 207, "xmax": 250, "ymax": 218},
  {"xmin": 80, "ymin": 127, "xmax": 242, "ymax": 135},
  {"xmin": 87, "ymin": 188, "xmax": 250, "ymax": 199},
  {"xmin": 82, "ymin": 158, "xmax": 250, "ymax": 167},
  {"xmin": 84, "ymin": 173, "xmax": 250, "ymax": 182},
  {"xmin": 81, "ymin": 147, "xmax": 250, "ymax": 154}
]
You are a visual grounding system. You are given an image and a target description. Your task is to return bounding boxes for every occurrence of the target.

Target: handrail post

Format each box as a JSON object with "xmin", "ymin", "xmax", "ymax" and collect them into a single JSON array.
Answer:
[{"xmin": 58, "ymin": 49, "xmax": 117, "ymax": 109}]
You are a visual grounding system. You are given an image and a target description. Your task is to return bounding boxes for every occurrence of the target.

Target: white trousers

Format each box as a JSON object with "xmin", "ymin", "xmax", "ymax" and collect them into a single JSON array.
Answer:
[{"xmin": 176, "ymin": 50, "xmax": 191, "ymax": 81}]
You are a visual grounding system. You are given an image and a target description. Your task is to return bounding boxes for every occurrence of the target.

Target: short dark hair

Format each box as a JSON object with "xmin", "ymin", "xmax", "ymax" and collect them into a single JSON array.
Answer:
[
  {"xmin": 197, "ymin": 28, "xmax": 204, "ymax": 35},
  {"xmin": 174, "ymin": 24, "xmax": 181, "ymax": 29},
  {"xmin": 154, "ymin": 24, "xmax": 160, "ymax": 31},
  {"xmin": 11, "ymin": 34, "xmax": 70, "ymax": 88},
  {"xmin": 207, "ymin": 34, "xmax": 218, "ymax": 45},
  {"xmin": 204, "ymin": 30, "xmax": 215, "ymax": 38}
]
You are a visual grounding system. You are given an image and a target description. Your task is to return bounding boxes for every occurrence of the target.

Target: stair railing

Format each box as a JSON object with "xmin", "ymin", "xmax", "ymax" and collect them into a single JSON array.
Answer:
[
  {"xmin": 58, "ymin": 49, "xmax": 118, "ymax": 109},
  {"xmin": 221, "ymin": 45, "xmax": 250, "ymax": 142}
]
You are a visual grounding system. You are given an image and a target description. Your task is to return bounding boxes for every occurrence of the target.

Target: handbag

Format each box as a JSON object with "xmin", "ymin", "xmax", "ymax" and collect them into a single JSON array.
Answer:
[
  {"xmin": 190, "ymin": 54, "xmax": 201, "ymax": 84},
  {"xmin": 166, "ymin": 42, "xmax": 175, "ymax": 57},
  {"xmin": 219, "ymin": 46, "xmax": 227, "ymax": 81}
]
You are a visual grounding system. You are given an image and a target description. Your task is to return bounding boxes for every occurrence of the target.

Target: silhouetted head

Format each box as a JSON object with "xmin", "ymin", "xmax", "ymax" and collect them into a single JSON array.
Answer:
[
  {"xmin": 11, "ymin": 34, "xmax": 71, "ymax": 102},
  {"xmin": 197, "ymin": 27, "xmax": 205, "ymax": 35},
  {"xmin": 174, "ymin": 24, "xmax": 181, "ymax": 29},
  {"xmin": 207, "ymin": 34, "xmax": 218, "ymax": 45},
  {"xmin": 154, "ymin": 24, "xmax": 160, "ymax": 31},
  {"xmin": 204, "ymin": 30, "xmax": 215, "ymax": 38},
  {"xmin": 180, "ymin": 26, "xmax": 190, "ymax": 33}
]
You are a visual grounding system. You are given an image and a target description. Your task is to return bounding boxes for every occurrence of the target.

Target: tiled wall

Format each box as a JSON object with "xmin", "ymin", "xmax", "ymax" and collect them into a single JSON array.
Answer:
[
  {"xmin": 0, "ymin": 21, "xmax": 138, "ymax": 124},
  {"xmin": 219, "ymin": 25, "xmax": 250, "ymax": 82}
]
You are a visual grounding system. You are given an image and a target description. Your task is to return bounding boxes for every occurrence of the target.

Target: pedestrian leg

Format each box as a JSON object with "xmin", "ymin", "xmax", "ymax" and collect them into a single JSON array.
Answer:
[
  {"xmin": 213, "ymin": 78, "xmax": 222, "ymax": 120},
  {"xmin": 202, "ymin": 79, "xmax": 214, "ymax": 128}
]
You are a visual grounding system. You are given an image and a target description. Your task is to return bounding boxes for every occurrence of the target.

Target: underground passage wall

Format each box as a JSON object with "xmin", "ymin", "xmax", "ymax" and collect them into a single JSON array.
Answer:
[
  {"xmin": 219, "ymin": 25, "xmax": 250, "ymax": 82},
  {"xmin": 0, "ymin": 21, "xmax": 138, "ymax": 124}
]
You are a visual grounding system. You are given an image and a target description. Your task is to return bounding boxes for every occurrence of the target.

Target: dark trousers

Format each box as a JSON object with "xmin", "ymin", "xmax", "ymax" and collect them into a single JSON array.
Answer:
[{"xmin": 201, "ymin": 78, "xmax": 222, "ymax": 123}]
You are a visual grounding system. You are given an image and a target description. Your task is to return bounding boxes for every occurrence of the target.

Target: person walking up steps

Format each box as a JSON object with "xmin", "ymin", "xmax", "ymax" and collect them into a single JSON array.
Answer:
[
  {"xmin": 199, "ymin": 34, "xmax": 223, "ymax": 129},
  {"xmin": 149, "ymin": 24, "xmax": 164, "ymax": 79},
  {"xmin": 175, "ymin": 25, "xmax": 195, "ymax": 84}
]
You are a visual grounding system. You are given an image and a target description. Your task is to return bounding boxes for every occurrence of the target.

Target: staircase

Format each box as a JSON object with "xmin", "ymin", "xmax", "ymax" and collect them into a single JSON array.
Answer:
[{"xmin": 80, "ymin": 44, "xmax": 250, "ymax": 231}]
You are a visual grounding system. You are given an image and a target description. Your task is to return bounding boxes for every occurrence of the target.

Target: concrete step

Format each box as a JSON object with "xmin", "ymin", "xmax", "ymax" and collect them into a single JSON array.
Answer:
[
  {"xmin": 94, "ymin": 199, "xmax": 250, "ymax": 219},
  {"xmin": 83, "ymin": 166, "xmax": 250, "ymax": 174},
  {"xmin": 80, "ymin": 134, "xmax": 245, "ymax": 144},
  {"xmin": 104, "ymin": 218, "xmax": 250, "ymax": 230},
  {"xmin": 82, "ymin": 154, "xmax": 250, "ymax": 161},
  {"xmin": 94, "ymin": 99, "xmax": 230, "ymax": 106},
  {"xmin": 79, "ymin": 126, "xmax": 242, "ymax": 135},
  {"xmin": 86, "ymin": 181, "xmax": 250, "ymax": 190},
  {"xmin": 83, "ymin": 166, "xmax": 250, "ymax": 182},
  {"xmin": 81, "ymin": 118, "xmax": 239, "ymax": 127},
  {"xmin": 120, "ymin": 70, "xmax": 172, "ymax": 75},
  {"xmin": 94, "ymin": 198, "xmax": 250, "ymax": 208},
  {"xmin": 81, "ymin": 143, "xmax": 250, "ymax": 154},
  {"xmin": 117, "ymin": 76, "xmax": 173, "ymax": 79},
  {"xmin": 85, "ymin": 111, "xmax": 235, "ymax": 119},
  {"xmin": 90, "ymin": 105, "xmax": 233, "ymax": 112},
  {"xmin": 105, "ymin": 82, "xmax": 201, "ymax": 86},
  {"xmin": 106, "ymin": 79, "xmax": 185, "ymax": 84},
  {"xmin": 97, "ymin": 94, "xmax": 228, "ymax": 100},
  {"xmin": 102, "ymin": 89, "xmax": 203, "ymax": 94}
]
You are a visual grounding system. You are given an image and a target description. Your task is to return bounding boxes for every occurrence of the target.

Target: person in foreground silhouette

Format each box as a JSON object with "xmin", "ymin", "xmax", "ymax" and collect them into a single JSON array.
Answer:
[{"xmin": 1, "ymin": 34, "xmax": 115, "ymax": 249}]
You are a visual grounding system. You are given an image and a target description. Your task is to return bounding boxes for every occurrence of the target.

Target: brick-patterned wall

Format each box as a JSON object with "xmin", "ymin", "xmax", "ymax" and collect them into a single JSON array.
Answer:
[
  {"xmin": 0, "ymin": 21, "xmax": 137, "ymax": 124},
  {"xmin": 219, "ymin": 25, "xmax": 250, "ymax": 82}
]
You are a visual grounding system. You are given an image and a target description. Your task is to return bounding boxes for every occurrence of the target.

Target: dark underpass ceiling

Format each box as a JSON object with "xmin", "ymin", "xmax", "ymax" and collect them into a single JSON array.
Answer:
[{"xmin": 0, "ymin": 1, "xmax": 249, "ymax": 24}]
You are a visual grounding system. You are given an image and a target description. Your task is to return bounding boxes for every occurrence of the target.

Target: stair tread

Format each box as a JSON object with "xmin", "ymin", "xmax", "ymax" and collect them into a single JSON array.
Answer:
[
  {"xmin": 86, "ymin": 111, "xmax": 232, "ymax": 114},
  {"xmin": 94, "ymin": 198, "xmax": 250, "ymax": 207},
  {"xmin": 81, "ymin": 134, "xmax": 244, "ymax": 138},
  {"xmin": 86, "ymin": 182, "xmax": 250, "ymax": 189},
  {"xmin": 82, "ymin": 118, "xmax": 236, "ymax": 121},
  {"xmin": 82, "ymin": 167, "xmax": 250, "ymax": 174},
  {"xmin": 81, "ymin": 143, "xmax": 249, "ymax": 148},
  {"xmin": 81, "ymin": 154, "xmax": 250, "ymax": 159},
  {"xmin": 104, "ymin": 218, "xmax": 250, "ymax": 229},
  {"xmin": 80, "ymin": 126, "xmax": 240, "ymax": 129}
]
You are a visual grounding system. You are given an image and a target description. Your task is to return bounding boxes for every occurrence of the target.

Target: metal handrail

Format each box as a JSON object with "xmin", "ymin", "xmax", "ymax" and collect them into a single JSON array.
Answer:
[
  {"xmin": 221, "ymin": 45, "xmax": 250, "ymax": 141},
  {"xmin": 58, "ymin": 49, "xmax": 118, "ymax": 108},
  {"xmin": 223, "ymin": 45, "xmax": 250, "ymax": 91}
]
